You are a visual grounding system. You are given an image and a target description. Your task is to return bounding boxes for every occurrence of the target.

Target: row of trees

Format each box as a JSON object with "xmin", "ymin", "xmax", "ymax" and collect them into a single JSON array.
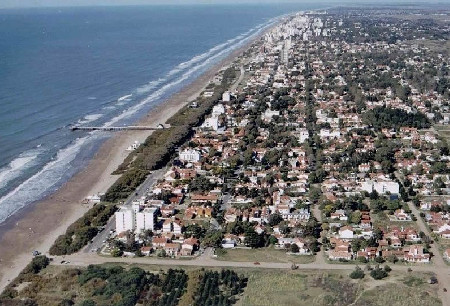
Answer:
[
  {"xmin": 104, "ymin": 67, "xmax": 238, "ymax": 203},
  {"xmin": 194, "ymin": 270, "xmax": 247, "ymax": 306},
  {"xmin": 363, "ymin": 106, "xmax": 431, "ymax": 130},
  {"xmin": 349, "ymin": 264, "xmax": 391, "ymax": 280},
  {"xmin": 77, "ymin": 266, "xmax": 190, "ymax": 306},
  {"xmin": 49, "ymin": 204, "xmax": 116, "ymax": 255}
]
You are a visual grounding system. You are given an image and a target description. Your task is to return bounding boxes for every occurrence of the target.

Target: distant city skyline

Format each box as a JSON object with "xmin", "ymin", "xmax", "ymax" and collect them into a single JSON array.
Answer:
[{"xmin": 0, "ymin": 0, "xmax": 445, "ymax": 9}]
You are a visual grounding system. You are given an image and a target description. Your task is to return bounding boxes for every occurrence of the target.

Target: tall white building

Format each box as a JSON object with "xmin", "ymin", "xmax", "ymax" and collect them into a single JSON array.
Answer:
[
  {"xmin": 116, "ymin": 206, "xmax": 159, "ymax": 234},
  {"xmin": 135, "ymin": 207, "xmax": 158, "ymax": 234},
  {"xmin": 115, "ymin": 207, "xmax": 134, "ymax": 234}
]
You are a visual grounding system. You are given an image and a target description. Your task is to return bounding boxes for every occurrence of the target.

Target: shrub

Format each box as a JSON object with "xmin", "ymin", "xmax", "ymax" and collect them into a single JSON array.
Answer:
[
  {"xmin": 290, "ymin": 243, "xmax": 300, "ymax": 253},
  {"xmin": 386, "ymin": 254, "xmax": 398, "ymax": 263},
  {"xmin": 59, "ymin": 299, "xmax": 75, "ymax": 306},
  {"xmin": 370, "ymin": 265, "xmax": 389, "ymax": 280},
  {"xmin": 357, "ymin": 256, "xmax": 368, "ymax": 263},
  {"xmin": 23, "ymin": 255, "xmax": 50, "ymax": 274},
  {"xmin": 80, "ymin": 299, "xmax": 96, "ymax": 306},
  {"xmin": 349, "ymin": 266, "xmax": 365, "ymax": 279}
]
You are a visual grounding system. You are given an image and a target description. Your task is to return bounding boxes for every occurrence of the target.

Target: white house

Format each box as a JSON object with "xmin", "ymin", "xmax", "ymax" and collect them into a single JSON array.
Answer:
[
  {"xmin": 296, "ymin": 128, "xmax": 309, "ymax": 143},
  {"xmin": 319, "ymin": 129, "xmax": 341, "ymax": 139},
  {"xmin": 212, "ymin": 104, "xmax": 225, "ymax": 116},
  {"xmin": 444, "ymin": 249, "xmax": 450, "ymax": 261},
  {"xmin": 404, "ymin": 245, "xmax": 430, "ymax": 263},
  {"xmin": 162, "ymin": 219, "xmax": 172, "ymax": 233},
  {"xmin": 202, "ymin": 117, "xmax": 220, "ymax": 131},
  {"xmin": 222, "ymin": 92, "xmax": 231, "ymax": 102},
  {"xmin": 262, "ymin": 109, "xmax": 280, "ymax": 122},
  {"xmin": 173, "ymin": 220, "xmax": 183, "ymax": 234},
  {"xmin": 339, "ymin": 226, "xmax": 354, "ymax": 239},
  {"xmin": 436, "ymin": 223, "xmax": 450, "ymax": 238},
  {"xmin": 360, "ymin": 180, "xmax": 399, "ymax": 195},
  {"xmin": 221, "ymin": 237, "xmax": 237, "ymax": 249},
  {"xmin": 179, "ymin": 148, "xmax": 201, "ymax": 163}
]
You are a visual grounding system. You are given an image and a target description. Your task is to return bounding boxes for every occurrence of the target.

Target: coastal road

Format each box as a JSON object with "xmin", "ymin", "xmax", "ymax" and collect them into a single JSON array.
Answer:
[
  {"xmin": 124, "ymin": 167, "xmax": 167, "ymax": 206},
  {"xmin": 84, "ymin": 216, "xmax": 115, "ymax": 254},
  {"xmin": 229, "ymin": 65, "xmax": 245, "ymax": 93},
  {"xmin": 58, "ymin": 243, "xmax": 450, "ymax": 305},
  {"xmin": 51, "ymin": 251, "xmax": 449, "ymax": 275},
  {"xmin": 83, "ymin": 168, "xmax": 166, "ymax": 254}
]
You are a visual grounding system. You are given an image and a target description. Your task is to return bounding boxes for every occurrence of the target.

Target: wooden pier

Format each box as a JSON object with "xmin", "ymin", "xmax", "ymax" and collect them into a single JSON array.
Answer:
[{"xmin": 71, "ymin": 124, "xmax": 168, "ymax": 131}]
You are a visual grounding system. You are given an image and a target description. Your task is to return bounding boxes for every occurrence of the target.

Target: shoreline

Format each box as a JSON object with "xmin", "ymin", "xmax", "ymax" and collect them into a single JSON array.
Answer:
[{"xmin": 0, "ymin": 21, "xmax": 274, "ymax": 292}]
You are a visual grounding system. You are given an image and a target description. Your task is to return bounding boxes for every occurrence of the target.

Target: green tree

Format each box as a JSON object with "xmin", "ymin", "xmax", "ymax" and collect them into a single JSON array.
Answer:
[
  {"xmin": 351, "ymin": 211, "xmax": 362, "ymax": 224},
  {"xmin": 370, "ymin": 265, "xmax": 388, "ymax": 280},
  {"xmin": 349, "ymin": 266, "xmax": 365, "ymax": 279},
  {"xmin": 290, "ymin": 243, "xmax": 300, "ymax": 253},
  {"xmin": 24, "ymin": 255, "xmax": 50, "ymax": 274},
  {"xmin": 268, "ymin": 213, "xmax": 283, "ymax": 227},
  {"xmin": 244, "ymin": 229, "xmax": 263, "ymax": 248},
  {"xmin": 202, "ymin": 231, "xmax": 224, "ymax": 248}
]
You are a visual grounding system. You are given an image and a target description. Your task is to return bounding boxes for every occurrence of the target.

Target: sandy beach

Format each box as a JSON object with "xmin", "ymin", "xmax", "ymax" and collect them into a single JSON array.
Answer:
[{"xmin": 0, "ymin": 35, "xmax": 260, "ymax": 291}]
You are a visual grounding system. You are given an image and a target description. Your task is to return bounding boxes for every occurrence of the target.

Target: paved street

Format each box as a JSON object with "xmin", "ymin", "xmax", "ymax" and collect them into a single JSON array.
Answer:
[
  {"xmin": 50, "ymin": 246, "xmax": 450, "ymax": 306},
  {"xmin": 82, "ymin": 168, "xmax": 166, "ymax": 253}
]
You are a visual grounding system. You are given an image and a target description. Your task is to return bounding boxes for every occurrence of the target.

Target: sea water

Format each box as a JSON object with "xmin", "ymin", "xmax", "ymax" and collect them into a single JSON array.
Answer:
[{"xmin": 0, "ymin": 3, "xmax": 325, "ymax": 224}]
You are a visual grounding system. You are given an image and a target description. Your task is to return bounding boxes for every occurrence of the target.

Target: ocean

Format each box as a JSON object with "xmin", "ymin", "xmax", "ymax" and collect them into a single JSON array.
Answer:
[{"xmin": 0, "ymin": 3, "xmax": 324, "ymax": 224}]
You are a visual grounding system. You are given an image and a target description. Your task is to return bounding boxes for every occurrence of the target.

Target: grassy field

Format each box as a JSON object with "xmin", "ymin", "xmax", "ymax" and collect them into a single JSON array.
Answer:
[
  {"xmin": 236, "ymin": 270, "xmax": 361, "ymax": 306},
  {"xmin": 216, "ymin": 247, "xmax": 315, "ymax": 264},
  {"xmin": 236, "ymin": 270, "xmax": 441, "ymax": 306},
  {"xmin": 371, "ymin": 211, "xmax": 418, "ymax": 230},
  {"xmin": 354, "ymin": 277, "xmax": 441, "ymax": 306},
  {"xmin": 3, "ymin": 264, "xmax": 442, "ymax": 306}
]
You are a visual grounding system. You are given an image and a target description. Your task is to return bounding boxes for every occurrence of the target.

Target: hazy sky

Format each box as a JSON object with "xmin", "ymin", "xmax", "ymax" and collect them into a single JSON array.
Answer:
[{"xmin": 0, "ymin": 0, "xmax": 442, "ymax": 9}]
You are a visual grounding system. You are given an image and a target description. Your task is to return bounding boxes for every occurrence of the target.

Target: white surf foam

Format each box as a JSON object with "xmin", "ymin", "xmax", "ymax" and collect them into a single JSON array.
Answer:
[
  {"xmin": 118, "ymin": 94, "xmax": 132, "ymax": 102},
  {"xmin": 135, "ymin": 78, "xmax": 166, "ymax": 95},
  {"xmin": 0, "ymin": 134, "xmax": 98, "ymax": 223},
  {"xmin": 166, "ymin": 23, "xmax": 265, "ymax": 78},
  {"xmin": 77, "ymin": 113, "xmax": 104, "ymax": 125},
  {"xmin": 0, "ymin": 16, "xmax": 282, "ymax": 224},
  {"xmin": 103, "ymin": 18, "xmax": 279, "ymax": 127},
  {"xmin": 0, "ymin": 151, "xmax": 40, "ymax": 190}
]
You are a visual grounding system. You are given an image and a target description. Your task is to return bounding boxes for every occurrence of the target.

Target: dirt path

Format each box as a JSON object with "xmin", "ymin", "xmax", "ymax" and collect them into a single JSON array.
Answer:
[{"xmin": 407, "ymin": 200, "xmax": 450, "ymax": 306}]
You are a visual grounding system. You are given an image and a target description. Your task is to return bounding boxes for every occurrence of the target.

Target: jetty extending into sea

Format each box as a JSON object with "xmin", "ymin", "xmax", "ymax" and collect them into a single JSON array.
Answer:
[{"xmin": 71, "ymin": 124, "xmax": 169, "ymax": 131}]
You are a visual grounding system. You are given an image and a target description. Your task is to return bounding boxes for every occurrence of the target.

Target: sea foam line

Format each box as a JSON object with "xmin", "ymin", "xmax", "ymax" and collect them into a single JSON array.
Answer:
[
  {"xmin": 0, "ymin": 16, "xmax": 281, "ymax": 224},
  {"xmin": 0, "ymin": 134, "xmax": 98, "ymax": 223},
  {"xmin": 0, "ymin": 151, "xmax": 41, "ymax": 190},
  {"xmin": 166, "ymin": 22, "xmax": 268, "ymax": 78},
  {"xmin": 104, "ymin": 18, "xmax": 279, "ymax": 126}
]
